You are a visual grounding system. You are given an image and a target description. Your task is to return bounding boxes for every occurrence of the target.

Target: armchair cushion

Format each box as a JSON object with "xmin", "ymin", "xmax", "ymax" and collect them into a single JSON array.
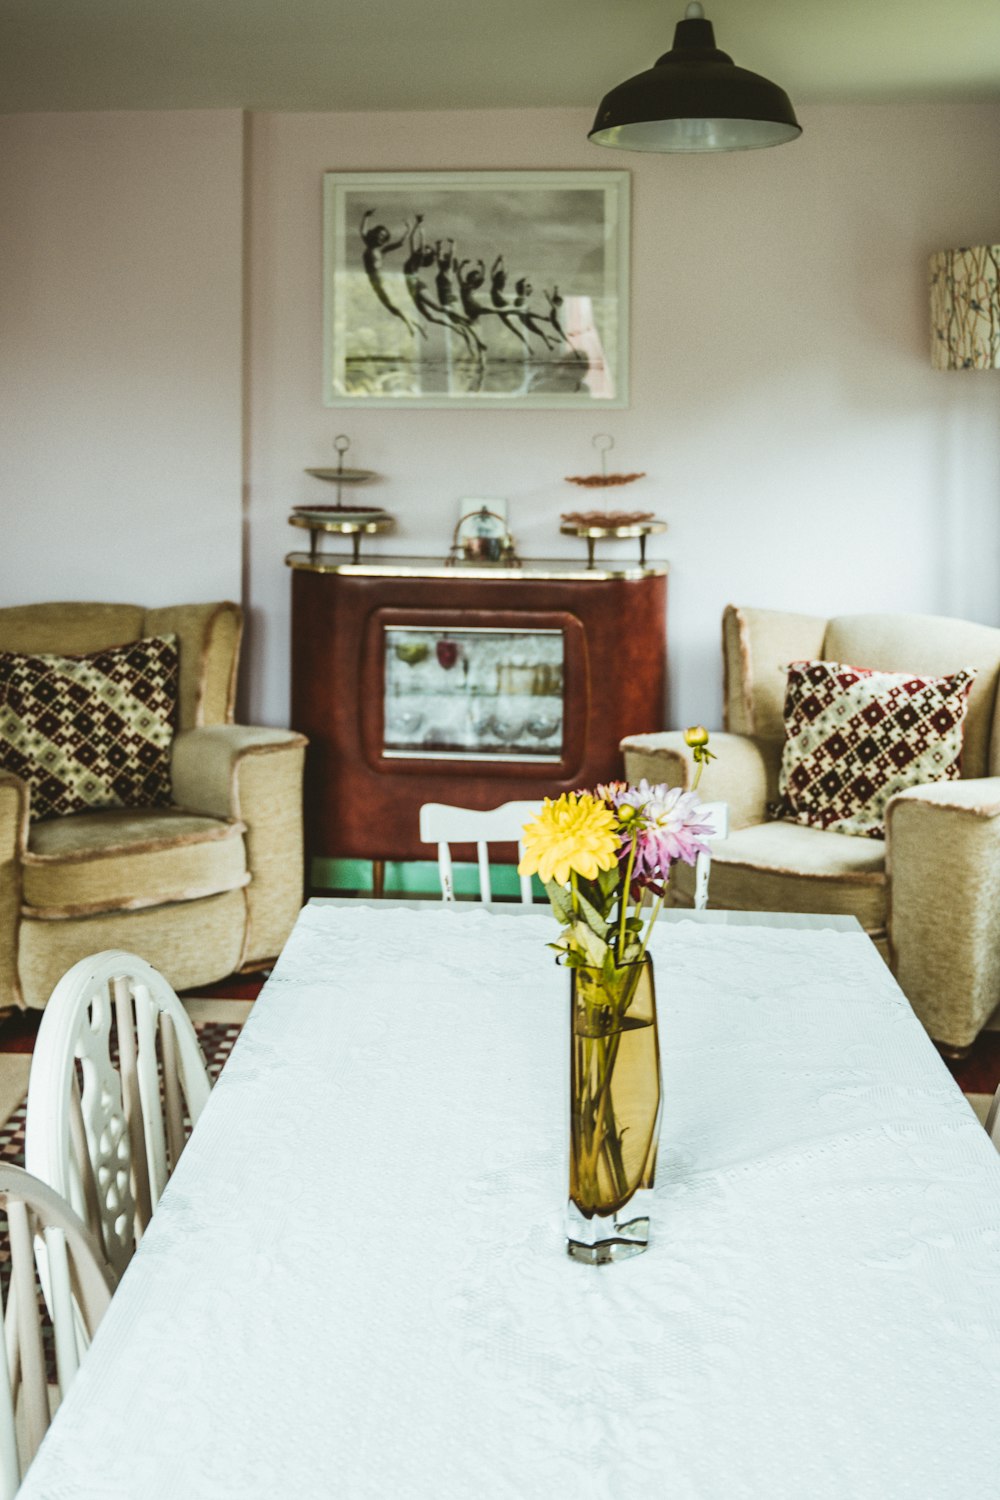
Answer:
[
  {"xmin": 776, "ymin": 659, "xmax": 976, "ymax": 839},
  {"xmin": 671, "ymin": 819, "xmax": 887, "ymax": 931},
  {"xmin": 0, "ymin": 636, "xmax": 179, "ymax": 821},
  {"xmin": 23, "ymin": 807, "xmax": 248, "ymax": 919}
]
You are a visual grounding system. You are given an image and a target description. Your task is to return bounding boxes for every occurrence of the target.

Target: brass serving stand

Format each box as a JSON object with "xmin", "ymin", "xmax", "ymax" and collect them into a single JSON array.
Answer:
[
  {"xmin": 292, "ymin": 433, "xmax": 394, "ymax": 562},
  {"xmin": 288, "ymin": 512, "xmax": 394, "ymax": 564},
  {"xmin": 560, "ymin": 519, "xmax": 668, "ymax": 569}
]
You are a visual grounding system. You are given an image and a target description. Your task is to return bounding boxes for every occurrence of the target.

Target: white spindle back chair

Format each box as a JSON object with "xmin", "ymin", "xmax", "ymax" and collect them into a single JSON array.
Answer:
[
  {"xmin": 692, "ymin": 800, "xmax": 730, "ymax": 912},
  {"xmin": 25, "ymin": 950, "xmax": 212, "ymax": 1283},
  {"xmin": 0, "ymin": 1164, "xmax": 113, "ymax": 1497},
  {"xmin": 986, "ymin": 1085, "xmax": 1000, "ymax": 1151},
  {"xmin": 419, "ymin": 801, "xmax": 541, "ymax": 907}
]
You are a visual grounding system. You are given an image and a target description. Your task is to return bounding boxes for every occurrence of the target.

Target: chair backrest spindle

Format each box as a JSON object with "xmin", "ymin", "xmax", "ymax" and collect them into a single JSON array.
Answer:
[
  {"xmin": 436, "ymin": 841, "xmax": 455, "ymax": 903},
  {"xmin": 112, "ymin": 975, "xmax": 153, "ymax": 1242},
  {"xmin": 692, "ymin": 800, "xmax": 730, "ymax": 913},
  {"xmin": 43, "ymin": 1225, "xmax": 79, "ymax": 1394},
  {"xmin": 7, "ymin": 1200, "xmax": 47, "ymax": 1467},
  {"xmin": 68, "ymin": 1078, "xmax": 102, "ymax": 1252},
  {"xmin": 0, "ymin": 1297, "xmax": 17, "ymax": 1500},
  {"xmin": 517, "ymin": 842, "xmax": 532, "ymax": 905},
  {"xmin": 476, "ymin": 842, "xmax": 493, "ymax": 907},
  {"xmin": 159, "ymin": 1013, "xmax": 186, "ymax": 1175},
  {"xmin": 133, "ymin": 983, "xmax": 168, "ymax": 1204}
]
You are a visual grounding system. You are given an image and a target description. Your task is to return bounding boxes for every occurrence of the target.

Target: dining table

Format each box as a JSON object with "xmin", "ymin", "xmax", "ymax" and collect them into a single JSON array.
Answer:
[{"xmin": 16, "ymin": 901, "xmax": 1000, "ymax": 1499}]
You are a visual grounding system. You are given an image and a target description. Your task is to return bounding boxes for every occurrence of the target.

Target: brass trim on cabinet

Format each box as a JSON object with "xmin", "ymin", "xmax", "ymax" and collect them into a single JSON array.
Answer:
[{"xmin": 284, "ymin": 552, "xmax": 669, "ymax": 581}]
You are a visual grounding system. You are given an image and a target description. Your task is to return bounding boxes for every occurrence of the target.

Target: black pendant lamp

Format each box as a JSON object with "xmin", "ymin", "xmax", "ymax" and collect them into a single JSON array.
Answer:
[{"xmin": 589, "ymin": 2, "xmax": 801, "ymax": 153}]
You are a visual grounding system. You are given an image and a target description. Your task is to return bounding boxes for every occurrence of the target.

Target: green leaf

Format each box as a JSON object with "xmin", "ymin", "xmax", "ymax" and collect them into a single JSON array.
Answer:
[
  {"xmin": 575, "ymin": 888, "xmax": 609, "ymax": 940},
  {"xmin": 598, "ymin": 864, "xmax": 620, "ymax": 900},
  {"xmin": 570, "ymin": 919, "xmax": 607, "ymax": 968},
  {"xmin": 544, "ymin": 880, "xmax": 574, "ymax": 925},
  {"xmin": 577, "ymin": 877, "xmax": 615, "ymax": 924}
]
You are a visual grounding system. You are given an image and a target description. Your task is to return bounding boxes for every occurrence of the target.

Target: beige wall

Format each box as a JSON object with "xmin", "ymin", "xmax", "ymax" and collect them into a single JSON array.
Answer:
[
  {"xmin": 0, "ymin": 110, "xmax": 244, "ymax": 610},
  {"xmin": 2, "ymin": 103, "xmax": 999, "ymax": 733},
  {"xmin": 245, "ymin": 102, "xmax": 1000, "ymax": 730}
]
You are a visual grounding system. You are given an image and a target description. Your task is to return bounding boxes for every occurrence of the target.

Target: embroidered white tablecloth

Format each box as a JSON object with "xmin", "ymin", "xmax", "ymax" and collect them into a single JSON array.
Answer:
[{"xmin": 19, "ymin": 905, "xmax": 1000, "ymax": 1499}]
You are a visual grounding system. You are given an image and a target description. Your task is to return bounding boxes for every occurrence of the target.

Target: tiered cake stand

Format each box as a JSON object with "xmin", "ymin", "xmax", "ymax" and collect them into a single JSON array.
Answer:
[{"xmin": 291, "ymin": 435, "xmax": 393, "ymax": 563}]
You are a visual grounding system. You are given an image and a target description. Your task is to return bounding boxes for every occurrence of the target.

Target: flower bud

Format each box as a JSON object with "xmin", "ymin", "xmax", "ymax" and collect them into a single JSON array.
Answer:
[{"xmin": 684, "ymin": 725, "xmax": 710, "ymax": 748}]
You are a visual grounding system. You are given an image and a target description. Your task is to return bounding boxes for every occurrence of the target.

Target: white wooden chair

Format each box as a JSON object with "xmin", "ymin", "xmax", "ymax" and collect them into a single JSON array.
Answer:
[
  {"xmin": 692, "ymin": 800, "xmax": 730, "ymax": 912},
  {"xmin": 25, "ymin": 950, "xmax": 212, "ymax": 1284},
  {"xmin": 419, "ymin": 801, "xmax": 541, "ymax": 907},
  {"xmin": 985, "ymin": 1085, "xmax": 1000, "ymax": 1151},
  {"xmin": 0, "ymin": 1164, "xmax": 113, "ymax": 1497}
]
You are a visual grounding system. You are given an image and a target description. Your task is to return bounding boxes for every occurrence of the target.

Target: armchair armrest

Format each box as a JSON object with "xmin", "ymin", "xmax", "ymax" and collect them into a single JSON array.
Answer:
[
  {"xmin": 886, "ymin": 778, "xmax": 1000, "ymax": 1049},
  {"xmin": 0, "ymin": 772, "xmax": 29, "ymax": 1009},
  {"xmin": 620, "ymin": 731, "xmax": 780, "ymax": 830},
  {"xmin": 171, "ymin": 726, "xmax": 308, "ymax": 966}
]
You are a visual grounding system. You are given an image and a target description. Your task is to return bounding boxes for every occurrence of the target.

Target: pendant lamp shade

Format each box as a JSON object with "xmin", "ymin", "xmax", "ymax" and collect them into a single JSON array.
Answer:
[
  {"xmin": 930, "ymin": 246, "xmax": 1000, "ymax": 370},
  {"xmin": 589, "ymin": 3, "xmax": 801, "ymax": 154}
]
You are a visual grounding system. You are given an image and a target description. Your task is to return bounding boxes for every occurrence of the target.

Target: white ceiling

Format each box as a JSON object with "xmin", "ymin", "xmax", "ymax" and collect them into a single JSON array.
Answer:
[{"xmin": 2, "ymin": 0, "xmax": 999, "ymax": 114}]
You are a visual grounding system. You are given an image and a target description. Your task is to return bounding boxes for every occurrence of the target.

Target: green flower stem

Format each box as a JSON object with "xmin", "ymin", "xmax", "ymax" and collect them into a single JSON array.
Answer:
[
  {"xmin": 580, "ymin": 1029, "xmax": 625, "ymax": 1197},
  {"xmin": 570, "ymin": 869, "xmax": 579, "ymax": 917},
  {"xmin": 616, "ymin": 839, "xmax": 638, "ymax": 960},
  {"xmin": 692, "ymin": 760, "xmax": 703, "ymax": 792},
  {"xmin": 599, "ymin": 1074, "xmax": 629, "ymax": 1199},
  {"xmin": 636, "ymin": 892, "xmax": 666, "ymax": 965}
]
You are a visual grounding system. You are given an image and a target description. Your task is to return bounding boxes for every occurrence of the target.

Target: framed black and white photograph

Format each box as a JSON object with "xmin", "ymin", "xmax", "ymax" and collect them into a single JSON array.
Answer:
[{"xmin": 323, "ymin": 170, "xmax": 629, "ymax": 409}]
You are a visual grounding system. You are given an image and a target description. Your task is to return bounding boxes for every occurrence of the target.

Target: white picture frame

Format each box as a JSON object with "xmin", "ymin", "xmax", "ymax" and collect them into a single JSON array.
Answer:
[{"xmin": 323, "ymin": 169, "xmax": 630, "ymax": 409}]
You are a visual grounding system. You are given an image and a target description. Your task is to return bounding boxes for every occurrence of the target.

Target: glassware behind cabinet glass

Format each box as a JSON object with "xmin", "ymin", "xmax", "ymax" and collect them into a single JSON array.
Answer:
[{"xmin": 382, "ymin": 626, "xmax": 565, "ymax": 761}]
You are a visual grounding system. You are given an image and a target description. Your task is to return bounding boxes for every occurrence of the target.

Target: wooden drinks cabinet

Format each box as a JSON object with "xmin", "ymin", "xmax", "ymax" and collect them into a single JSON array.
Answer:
[{"xmin": 287, "ymin": 554, "xmax": 668, "ymax": 879}]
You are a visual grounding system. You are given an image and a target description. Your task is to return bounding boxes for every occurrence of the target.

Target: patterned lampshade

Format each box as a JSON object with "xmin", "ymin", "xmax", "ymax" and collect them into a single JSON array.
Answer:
[{"xmin": 930, "ymin": 245, "xmax": 1000, "ymax": 370}]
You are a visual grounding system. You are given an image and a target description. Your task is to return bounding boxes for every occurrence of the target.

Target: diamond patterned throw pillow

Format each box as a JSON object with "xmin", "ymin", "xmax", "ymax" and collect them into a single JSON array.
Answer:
[
  {"xmin": 0, "ymin": 635, "xmax": 179, "ymax": 822},
  {"xmin": 776, "ymin": 659, "xmax": 976, "ymax": 839}
]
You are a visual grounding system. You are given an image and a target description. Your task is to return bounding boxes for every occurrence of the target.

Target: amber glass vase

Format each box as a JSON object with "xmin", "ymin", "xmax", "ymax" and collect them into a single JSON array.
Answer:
[{"xmin": 567, "ymin": 957, "xmax": 661, "ymax": 1264}]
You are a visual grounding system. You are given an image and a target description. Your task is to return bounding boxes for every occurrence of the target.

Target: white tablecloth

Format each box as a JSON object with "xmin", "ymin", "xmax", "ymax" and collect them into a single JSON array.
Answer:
[{"xmin": 19, "ymin": 905, "xmax": 1000, "ymax": 1499}]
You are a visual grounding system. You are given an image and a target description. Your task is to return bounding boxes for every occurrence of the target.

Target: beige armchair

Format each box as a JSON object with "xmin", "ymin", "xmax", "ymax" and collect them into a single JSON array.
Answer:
[
  {"xmin": 623, "ymin": 604, "xmax": 1000, "ymax": 1053},
  {"xmin": 0, "ymin": 602, "xmax": 307, "ymax": 1010}
]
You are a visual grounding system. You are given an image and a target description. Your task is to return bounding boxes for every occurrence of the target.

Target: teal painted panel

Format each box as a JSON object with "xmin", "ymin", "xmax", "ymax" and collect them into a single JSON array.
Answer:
[{"xmin": 312, "ymin": 857, "xmax": 544, "ymax": 899}]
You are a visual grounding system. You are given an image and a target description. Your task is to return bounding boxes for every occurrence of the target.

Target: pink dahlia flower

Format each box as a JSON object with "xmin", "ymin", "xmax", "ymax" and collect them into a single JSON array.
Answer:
[{"xmin": 615, "ymin": 780, "xmax": 714, "ymax": 890}]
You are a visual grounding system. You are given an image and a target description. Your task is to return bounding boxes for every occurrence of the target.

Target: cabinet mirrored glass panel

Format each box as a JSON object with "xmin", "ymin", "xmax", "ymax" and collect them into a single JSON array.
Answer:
[{"xmin": 383, "ymin": 627, "xmax": 564, "ymax": 761}]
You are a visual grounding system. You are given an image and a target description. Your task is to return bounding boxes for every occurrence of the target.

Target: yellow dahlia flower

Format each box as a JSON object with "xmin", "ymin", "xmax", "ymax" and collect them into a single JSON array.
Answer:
[{"xmin": 519, "ymin": 793, "xmax": 619, "ymax": 886}]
